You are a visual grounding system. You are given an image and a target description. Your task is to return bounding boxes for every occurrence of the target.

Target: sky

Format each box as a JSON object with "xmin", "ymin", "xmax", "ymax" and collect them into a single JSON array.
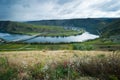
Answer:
[{"xmin": 0, "ymin": 0, "xmax": 120, "ymax": 21}]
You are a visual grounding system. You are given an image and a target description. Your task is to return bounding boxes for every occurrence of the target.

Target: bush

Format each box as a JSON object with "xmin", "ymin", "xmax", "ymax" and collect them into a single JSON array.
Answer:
[
  {"xmin": 109, "ymin": 75, "xmax": 118, "ymax": 80},
  {"xmin": 75, "ymin": 51, "xmax": 120, "ymax": 80},
  {"xmin": 73, "ymin": 44, "xmax": 94, "ymax": 50}
]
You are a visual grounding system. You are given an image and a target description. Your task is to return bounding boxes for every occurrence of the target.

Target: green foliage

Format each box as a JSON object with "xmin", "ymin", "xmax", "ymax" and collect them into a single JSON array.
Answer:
[
  {"xmin": 0, "ymin": 38, "xmax": 119, "ymax": 51},
  {"xmin": 109, "ymin": 75, "xmax": 119, "ymax": 80},
  {"xmin": 0, "ymin": 57, "xmax": 18, "ymax": 80},
  {"xmin": 97, "ymin": 54, "xmax": 105, "ymax": 58},
  {"xmin": 73, "ymin": 44, "xmax": 94, "ymax": 50},
  {"xmin": 29, "ymin": 63, "xmax": 45, "ymax": 79},
  {"xmin": 100, "ymin": 20, "xmax": 120, "ymax": 37},
  {"xmin": 49, "ymin": 62, "xmax": 79, "ymax": 80}
]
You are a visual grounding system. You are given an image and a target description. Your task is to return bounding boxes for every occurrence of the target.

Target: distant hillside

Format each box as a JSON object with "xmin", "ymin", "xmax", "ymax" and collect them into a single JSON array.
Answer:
[
  {"xmin": 100, "ymin": 20, "xmax": 120, "ymax": 37},
  {"xmin": 27, "ymin": 18, "xmax": 120, "ymax": 35},
  {"xmin": 0, "ymin": 21, "xmax": 83, "ymax": 36},
  {"xmin": 0, "ymin": 21, "xmax": 36, "ymax": 33},
  {"xmin": 0, "ymin": 18, "xmax": 120, "ymax": 37}
]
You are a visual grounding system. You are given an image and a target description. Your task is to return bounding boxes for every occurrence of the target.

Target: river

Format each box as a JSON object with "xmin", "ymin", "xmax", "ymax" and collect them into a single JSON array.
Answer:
[{"xmin": 0, "ymin": 32, "xmax": 99, "ymax": 43}]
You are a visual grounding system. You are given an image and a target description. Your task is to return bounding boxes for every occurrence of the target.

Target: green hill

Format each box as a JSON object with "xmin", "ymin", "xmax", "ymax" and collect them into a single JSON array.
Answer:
[
  {"xmin": 27, "ymin": 18, "xmax": 120, "ymax": 35},
  {"xmin": 0, "ymin": 21, "xmax": 83, "ymax": 36},
  {"xmin": 0, "ymin": 18, "xmax": 120, "ymax": 37},
  {"xmin": 100, "ymin": 20, "xmax": 120, "ymax": 37}
]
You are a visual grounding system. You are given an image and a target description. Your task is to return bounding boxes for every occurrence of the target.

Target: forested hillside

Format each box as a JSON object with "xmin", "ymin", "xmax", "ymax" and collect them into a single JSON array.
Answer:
[
  {"xmin": 100, "ymin": 19, "xmax": 120, "ymax": 37},
  {"xmin": 27, "ymin": 18, "xmax": 120, "ymax": 34}
]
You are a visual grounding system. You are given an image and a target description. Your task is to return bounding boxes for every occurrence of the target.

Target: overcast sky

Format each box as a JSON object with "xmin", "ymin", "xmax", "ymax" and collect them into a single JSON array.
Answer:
[{"xmin": 0, "ymin": 0, "xmax": 120, "ymax": 21}]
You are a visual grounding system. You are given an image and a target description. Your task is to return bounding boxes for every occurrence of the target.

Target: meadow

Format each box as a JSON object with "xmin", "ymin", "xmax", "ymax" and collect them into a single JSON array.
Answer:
[
  {"xmin": 0, "ymin": 36, "xmax": 120, "ymax": 80},
  {"xmin": 0, "ymin": 50, "xmax": 120, "ymax": 80}
]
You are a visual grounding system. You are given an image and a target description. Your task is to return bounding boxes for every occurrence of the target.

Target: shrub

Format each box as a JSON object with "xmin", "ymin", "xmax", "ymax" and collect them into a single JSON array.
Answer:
[
  {"xmin": 109, "ymin": 75, "xmax": 118, "ymax": 80},
  {"xmin": 75, "ymin": 51, "xmax": 120, "ymax": 80},
  {"xmin": 0, "ymin": 57, "xmax": 18, "ymax": 80},
  {"xmin": 73, "ymin": 44, "xmax": 94, "ymax": 50}
]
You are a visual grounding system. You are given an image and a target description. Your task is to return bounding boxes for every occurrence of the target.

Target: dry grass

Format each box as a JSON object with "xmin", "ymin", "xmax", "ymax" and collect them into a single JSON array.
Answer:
[
  {"xmin": 0, "ymin": 50, "xmax": 112, "ymax": 66},
  {"xmin": 0, "ymin": 50, "xmax": 119, "ymax": 80}
]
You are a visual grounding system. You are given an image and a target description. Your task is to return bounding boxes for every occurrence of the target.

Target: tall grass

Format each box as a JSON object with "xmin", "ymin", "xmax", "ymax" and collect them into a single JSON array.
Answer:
[
  {"xmin": 0, "ymin": 57, "xmax": 18, "ymax": 80},
  {"xmin": 75, "ymin": 51, "xmax": 120, "ymax": 80},
  {"xmin": 0, "ymin": 51, "xmax": 120, "ymax": 80}
]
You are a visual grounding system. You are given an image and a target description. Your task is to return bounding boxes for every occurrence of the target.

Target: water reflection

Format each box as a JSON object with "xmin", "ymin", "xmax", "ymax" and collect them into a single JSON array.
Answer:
[{"xmin": 0, "ymin": 32, "xmax": 99, "ymax": 43}]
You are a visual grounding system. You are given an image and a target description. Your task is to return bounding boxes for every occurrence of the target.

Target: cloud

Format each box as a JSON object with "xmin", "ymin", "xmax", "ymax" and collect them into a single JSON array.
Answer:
[{"xmin": 0, "ymin": 0, "xmax": 120, "ymax": 21}]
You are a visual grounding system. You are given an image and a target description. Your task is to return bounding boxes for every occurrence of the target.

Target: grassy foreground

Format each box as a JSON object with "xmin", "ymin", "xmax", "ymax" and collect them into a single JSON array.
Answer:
[{"xmin": 0, "ymin": 50, "xmax": 120, "ymax": 80}]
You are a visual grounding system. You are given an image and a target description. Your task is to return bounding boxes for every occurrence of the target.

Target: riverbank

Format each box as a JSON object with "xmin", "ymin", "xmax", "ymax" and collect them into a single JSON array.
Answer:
[{"xmin": 0, "ymin": 38, "xmax": 119, "ymax": 51}]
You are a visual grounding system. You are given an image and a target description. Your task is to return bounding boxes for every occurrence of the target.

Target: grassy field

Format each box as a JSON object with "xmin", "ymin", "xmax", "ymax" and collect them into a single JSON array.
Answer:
[
  {"xmin": 0, "ymin": 38, "xmax": 120, "ymax": 80},
  {"xmin": 0, "ymin": 42, "xmax": 101, "ymax": 51},
  {"xmin": 0, "ymin": 50, "xmax": 120, "ymax": 80},
  {"xmin": 0, "ymin": 38, "xmax": 120, "ymax": 51},
  {"xmin": 0, "ymin": 50, "xmax": 111, "ymax": 65}
]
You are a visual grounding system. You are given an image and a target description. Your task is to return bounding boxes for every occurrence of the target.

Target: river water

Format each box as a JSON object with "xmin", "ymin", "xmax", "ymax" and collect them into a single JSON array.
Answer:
[{"xmin": 0, "ymin": 32, "xmax": 99, "ymax": 43}]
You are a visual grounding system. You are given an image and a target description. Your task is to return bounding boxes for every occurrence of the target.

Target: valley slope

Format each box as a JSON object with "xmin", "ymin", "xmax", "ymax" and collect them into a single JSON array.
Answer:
[
  {"xmin": 27, "ymin": 18, "xmax": 120, "ymax": 35},
  {"xmin": 0, "ymin": 21, "xmax": 83, "ymax": 37}
]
